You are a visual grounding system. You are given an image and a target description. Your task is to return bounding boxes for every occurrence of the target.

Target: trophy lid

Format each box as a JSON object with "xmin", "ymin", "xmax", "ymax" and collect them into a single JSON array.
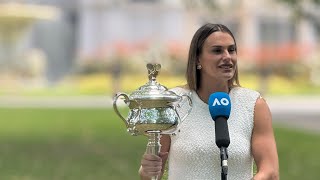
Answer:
[{"xmin": 129, "ymin": 63, "xmax": 181, "ymax": 104}]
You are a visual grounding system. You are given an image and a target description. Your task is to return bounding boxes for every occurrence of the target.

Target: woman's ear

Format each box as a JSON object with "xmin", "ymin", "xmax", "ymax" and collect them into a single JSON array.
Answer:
[
  {"xmin": 196, "ymin": 58, "xmax": 200, "ymax": 65},
  {"xmin": 196, "ymin": 61, "xmax": 202, "ymax": 70}
]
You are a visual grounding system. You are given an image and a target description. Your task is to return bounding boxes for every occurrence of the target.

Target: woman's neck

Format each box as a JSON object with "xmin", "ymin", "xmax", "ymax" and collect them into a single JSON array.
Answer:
[{"xmin": 196, "ymin": 83, "xmax": 229, "ymax": 103}]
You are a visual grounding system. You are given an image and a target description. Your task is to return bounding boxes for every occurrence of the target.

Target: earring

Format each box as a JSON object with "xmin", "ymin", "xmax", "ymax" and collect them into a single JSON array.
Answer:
[{"xmin": 197, "ymin": 64, "xmax": 202, "ymax": 70}]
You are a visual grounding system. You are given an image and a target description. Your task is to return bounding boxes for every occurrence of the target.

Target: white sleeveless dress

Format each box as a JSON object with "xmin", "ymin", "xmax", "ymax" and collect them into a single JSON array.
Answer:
[{"xmin": 168, "ymin": 87, "xmax": 260, "ymax": 180}]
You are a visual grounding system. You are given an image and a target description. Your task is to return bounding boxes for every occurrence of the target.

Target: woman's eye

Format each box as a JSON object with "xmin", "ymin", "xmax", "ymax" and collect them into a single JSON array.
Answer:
[
  {"xmin": 212, "ymin": 49, "xmax": 222, "ymax": 54},
  {"xmin": 228, "ymin": 48, "xmax": 236, "ymax": 53}
]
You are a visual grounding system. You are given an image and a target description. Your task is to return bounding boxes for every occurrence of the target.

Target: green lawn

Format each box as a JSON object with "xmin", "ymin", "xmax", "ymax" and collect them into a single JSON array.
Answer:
[
  {"xmin": 0, "ymin": 108, "xmax": 319, "ymax": 180},
  {"xmin": 0, "ymin": 108, "xmax": 146, "ymax": 180},
  {"xmin": 274, "ymin": 126, "xmax": 320, "ymax": 179}
]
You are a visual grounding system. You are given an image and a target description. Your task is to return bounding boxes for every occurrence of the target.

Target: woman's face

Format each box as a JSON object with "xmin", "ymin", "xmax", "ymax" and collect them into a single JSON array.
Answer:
[{"xmin": 198, "ymin": 31, "xmax": 237, "ymax": 84}]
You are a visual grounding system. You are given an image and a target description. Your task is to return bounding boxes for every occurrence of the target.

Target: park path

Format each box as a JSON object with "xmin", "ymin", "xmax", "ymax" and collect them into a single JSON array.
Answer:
[
  {"xmin": 0, "ymin": 95, "xmax": 319, "ymax": 132},
  {"xmin": 266, "ymin": 96, "xmax": 320, "ymax": 133}
]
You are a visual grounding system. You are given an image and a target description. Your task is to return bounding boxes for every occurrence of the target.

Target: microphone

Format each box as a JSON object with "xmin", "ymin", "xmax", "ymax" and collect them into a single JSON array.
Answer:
[
  {"xmin": 208, "ymin": 92, "xmax": 231, "ymax": 180},
  {"xmin": 208, "ymin": 92, "xmax": 231, "ymax": 148}
]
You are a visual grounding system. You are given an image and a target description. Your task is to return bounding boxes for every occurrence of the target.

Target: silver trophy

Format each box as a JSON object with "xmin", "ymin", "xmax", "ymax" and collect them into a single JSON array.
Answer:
[{"xmin": 113, "ymin": 63, "xmax": 192, "ymax": 180}]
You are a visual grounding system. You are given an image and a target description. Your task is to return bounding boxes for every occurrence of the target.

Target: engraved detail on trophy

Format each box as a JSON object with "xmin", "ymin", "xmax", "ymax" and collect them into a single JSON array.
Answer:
[{"xmin": 113, "ymin": 63, "xmax": 192, "ymax": 180}]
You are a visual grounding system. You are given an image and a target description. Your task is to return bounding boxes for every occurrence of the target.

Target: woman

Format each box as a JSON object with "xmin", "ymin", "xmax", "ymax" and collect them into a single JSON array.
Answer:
[{"xmin": 139, "ymin": 23, "xmax": 279, "ymax": 180}]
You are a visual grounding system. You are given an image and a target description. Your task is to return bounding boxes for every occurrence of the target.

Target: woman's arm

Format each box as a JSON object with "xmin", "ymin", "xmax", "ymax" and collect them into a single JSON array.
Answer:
[
  {"xmin": 251, "ymin": 97, "xmax": 279, "ymax": 180},
  {"xmin": 139, "ymin": 134, "xmax": 171, "ymax": 180}
]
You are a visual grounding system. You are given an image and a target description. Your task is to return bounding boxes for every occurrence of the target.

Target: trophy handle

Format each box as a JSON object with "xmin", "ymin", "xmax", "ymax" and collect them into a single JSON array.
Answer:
[
  {"xmin": 178, "ymin": 94, "xmax": 193, "ymax": 122},
  {"xmin": 113, "ymin": 93, "xmax": 130, "ymax": 128}
]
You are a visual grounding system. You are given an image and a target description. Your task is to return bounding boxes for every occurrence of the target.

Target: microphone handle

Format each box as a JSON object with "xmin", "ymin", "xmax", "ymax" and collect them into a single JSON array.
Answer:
[{"xmin": 220, "ymin": 147, "xmax": 228, "ymax": 180}]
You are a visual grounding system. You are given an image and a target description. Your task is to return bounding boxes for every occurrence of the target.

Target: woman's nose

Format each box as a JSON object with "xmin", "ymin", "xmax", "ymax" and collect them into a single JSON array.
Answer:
[{"xmin": 222, "ymin": 50, "xmax": 231, "ymax": 60}]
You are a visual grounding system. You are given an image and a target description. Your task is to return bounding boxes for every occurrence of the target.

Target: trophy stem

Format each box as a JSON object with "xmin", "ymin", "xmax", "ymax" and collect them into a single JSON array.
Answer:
[{"xmin": 146, "ymin": 130, "xmax": 161, "ymax": 180}]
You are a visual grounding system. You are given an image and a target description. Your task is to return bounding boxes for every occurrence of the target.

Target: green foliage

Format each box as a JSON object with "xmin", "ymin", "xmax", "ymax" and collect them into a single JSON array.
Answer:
[
  {"xmin": 277, "ymin": 0, "xmax": 320, "ymax": 22},
  {"xmin": 278, "ymin": 0, "xmax": 300, "ymax": 5},
  {"xmin": 278, "ymin": 0, "xmax": 320, "ymax": 5}
]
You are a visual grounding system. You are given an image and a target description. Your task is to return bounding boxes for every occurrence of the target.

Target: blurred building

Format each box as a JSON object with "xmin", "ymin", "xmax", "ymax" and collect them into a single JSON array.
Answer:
[
  {"xmin": 26, "ymin": 0, "xmax": 80, "ymax": 84},
  {"xmin": 1, "ymin": 0, "xmax": 319, "ymax": 84},
  {"xmin": 78, "ymin": 0, "xmax": 320, "ymax": 61},
  {"xmin": 78, "ymin": 0, "xmax": 195, "ymax": 65}
]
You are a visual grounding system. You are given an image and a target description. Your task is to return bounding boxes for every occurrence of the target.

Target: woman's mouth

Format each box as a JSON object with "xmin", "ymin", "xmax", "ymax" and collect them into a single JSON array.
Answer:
[{"xmin": 218, "ymin": 64, "xmax": 233, "ymax": 70}]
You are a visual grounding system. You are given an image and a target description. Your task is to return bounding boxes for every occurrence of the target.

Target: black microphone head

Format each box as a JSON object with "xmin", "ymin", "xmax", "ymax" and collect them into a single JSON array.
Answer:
[{"xmin": 214, "ymin": 116, "xmax": 230, "ymax": 147}]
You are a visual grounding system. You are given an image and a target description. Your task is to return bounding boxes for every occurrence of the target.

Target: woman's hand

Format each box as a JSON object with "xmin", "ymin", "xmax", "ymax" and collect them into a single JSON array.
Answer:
[
  {"xmin": 252, "ymin": 172, "xmax": 278, "ymax": 180},
  {"xmin": 139, "ymin": 152, "xmax": 169, "ymax": 179}
]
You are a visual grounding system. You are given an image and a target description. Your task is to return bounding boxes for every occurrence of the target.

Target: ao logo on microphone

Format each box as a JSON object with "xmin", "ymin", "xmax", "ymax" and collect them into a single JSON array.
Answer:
[{"xmin": 212, "ymin": 98, "xmax": 230, "ymax": 106}]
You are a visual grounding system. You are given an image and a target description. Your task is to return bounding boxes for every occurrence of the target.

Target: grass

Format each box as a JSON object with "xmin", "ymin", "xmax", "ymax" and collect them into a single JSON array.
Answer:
[
  {"xmin": 274, "ymin": 126, "xmax": 320, "ymax": 179},
  {"xmin": 0, "ymin": 108, "xmax": 319, "ymax": 180},
  {"xmin": 0, "ymin": 108, "xmax": 146, "ymax": 180}
]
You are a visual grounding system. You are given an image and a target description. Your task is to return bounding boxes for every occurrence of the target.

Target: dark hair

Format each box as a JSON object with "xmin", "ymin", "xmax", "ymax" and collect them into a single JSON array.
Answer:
[{"xmin": 185, "ymin": 23, "xmax": 240, "ymax": 91}]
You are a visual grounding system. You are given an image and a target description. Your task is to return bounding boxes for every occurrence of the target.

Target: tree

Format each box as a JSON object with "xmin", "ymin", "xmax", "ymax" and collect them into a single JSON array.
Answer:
[{"xmin": 277, "ymin": 0, "xmax": 320, "ymax": 33}]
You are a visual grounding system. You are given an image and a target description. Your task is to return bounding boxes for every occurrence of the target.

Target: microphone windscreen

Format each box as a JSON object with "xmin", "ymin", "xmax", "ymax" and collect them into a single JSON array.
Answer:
[
  {"xmin": 208, "ymin": 92, "xmax": 231, "ymax": 120},
  {"xmin": 214, "ymin": 117, "xmax": 230, "ymax": 147}
]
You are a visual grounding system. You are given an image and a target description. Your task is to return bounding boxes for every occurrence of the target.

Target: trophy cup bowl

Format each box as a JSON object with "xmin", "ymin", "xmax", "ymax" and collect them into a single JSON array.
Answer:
[{"xmin": 113, "ymin": 63, "xmax": 192, "ymax": 180}]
